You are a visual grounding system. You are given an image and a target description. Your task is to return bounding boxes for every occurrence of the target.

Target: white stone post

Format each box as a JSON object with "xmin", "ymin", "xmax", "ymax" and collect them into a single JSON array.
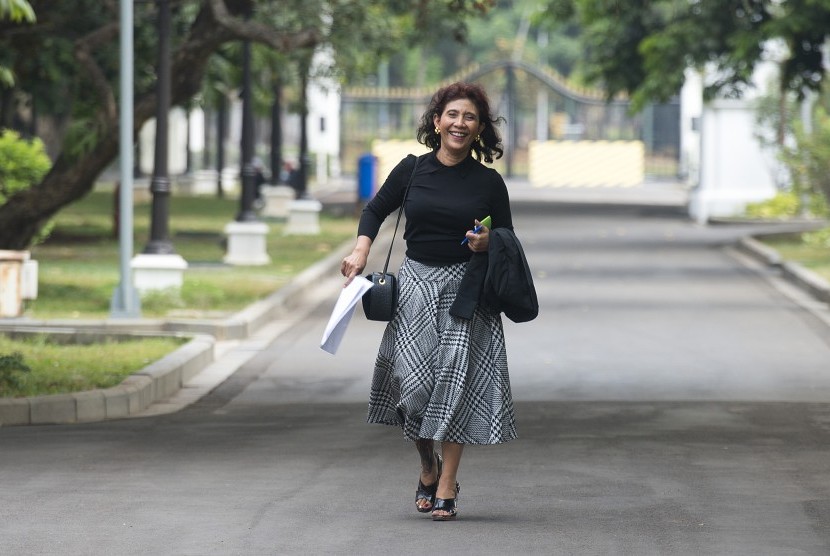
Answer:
[
  {"xmin": 261, "ymin": 185, "xmax": 296, "ymax": 219},
  {"xmin": 223, "ymin": 221, "xmax": 271, "ymax": 265},
  {"xmin": 284, "ymin": 199, "xmax": 322, "ymax": 235},
  {"xmin": 131, "ymin": 254, "xmax": 188, "ymax": 294}
]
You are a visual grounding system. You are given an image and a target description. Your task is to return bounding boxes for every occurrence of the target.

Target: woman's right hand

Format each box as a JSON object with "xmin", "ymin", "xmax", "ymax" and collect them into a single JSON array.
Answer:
[{"xmin": 341, "ymin": 236, "xmax": 372, "ymax": 286}]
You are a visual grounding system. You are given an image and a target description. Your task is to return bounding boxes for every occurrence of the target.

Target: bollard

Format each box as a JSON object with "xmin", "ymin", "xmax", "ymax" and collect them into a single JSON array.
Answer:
[{"xmin": 0, "ymin": 250, "xmax": 29, "ymax": 318}]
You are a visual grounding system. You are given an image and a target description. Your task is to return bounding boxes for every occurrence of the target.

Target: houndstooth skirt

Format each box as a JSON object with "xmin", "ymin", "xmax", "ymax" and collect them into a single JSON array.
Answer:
[{"xmin": 367, "ymin": 257, "xmax": 517, "ymax": 445}]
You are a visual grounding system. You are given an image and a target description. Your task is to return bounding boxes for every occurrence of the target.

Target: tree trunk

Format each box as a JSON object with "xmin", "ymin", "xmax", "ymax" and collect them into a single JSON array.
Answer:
[{"xmin": 0, "ymin": 2, "xmax": 319, "ymax": 249}]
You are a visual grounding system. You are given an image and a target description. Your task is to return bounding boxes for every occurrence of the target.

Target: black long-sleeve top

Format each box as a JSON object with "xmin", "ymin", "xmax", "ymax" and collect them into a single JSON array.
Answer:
[{"xmin": 357, "ymin": 151, "xmax": 513, "ymax": 266}]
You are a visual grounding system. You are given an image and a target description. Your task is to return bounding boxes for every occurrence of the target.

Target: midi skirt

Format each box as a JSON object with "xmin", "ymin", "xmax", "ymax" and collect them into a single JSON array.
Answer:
[{"xmin": 367, "ymin": 257, "xmax": 517, "ymax": 445}]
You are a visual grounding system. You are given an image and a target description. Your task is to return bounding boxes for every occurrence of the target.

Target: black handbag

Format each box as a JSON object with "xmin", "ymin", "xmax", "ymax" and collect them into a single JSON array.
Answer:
[
  {"xmin": 362, "ymin": 271, "xmax": 398, "ymax": 321},
  {"xmin": 362, "ymin": 155, "xmax": 419, "ymax": 321}
]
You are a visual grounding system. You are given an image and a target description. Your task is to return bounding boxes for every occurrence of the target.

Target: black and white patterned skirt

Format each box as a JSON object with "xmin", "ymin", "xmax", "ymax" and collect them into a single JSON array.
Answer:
[{"xmin": 367, "ymin": 257, "xmax": 517, "ymax": 445}]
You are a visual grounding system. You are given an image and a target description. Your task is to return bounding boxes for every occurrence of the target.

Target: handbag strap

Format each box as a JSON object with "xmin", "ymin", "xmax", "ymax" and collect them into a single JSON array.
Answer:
[{"xmin": 381, "ymin": 154, "xmax": 419, "ymax": 275}]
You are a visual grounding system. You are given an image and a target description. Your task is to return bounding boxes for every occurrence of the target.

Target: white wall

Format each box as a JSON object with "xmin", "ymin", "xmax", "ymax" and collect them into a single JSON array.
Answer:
[
  {"xmin": 686, "ymin": 42, "xmax": 785, "ymax": 222},
  {"xmin": 306, "ymin": 47, "xmax": 341, "ymax": 183},
  {"xmin": 688, "ymin": 99, "xmax": 778, "ymax": 222},
  {"xmin": 138, "ymin": 107, "xmax": 191, "ymax": 176},
  {"xmin": 679, "ymin": 69, "xmax": 703, "ymax": 185}
]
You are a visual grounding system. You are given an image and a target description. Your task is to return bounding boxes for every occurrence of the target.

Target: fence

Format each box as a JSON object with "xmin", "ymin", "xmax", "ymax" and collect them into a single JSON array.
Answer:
[{"xmin": 340, "ymin": 60, "xmax": 680, "ymax": 181}]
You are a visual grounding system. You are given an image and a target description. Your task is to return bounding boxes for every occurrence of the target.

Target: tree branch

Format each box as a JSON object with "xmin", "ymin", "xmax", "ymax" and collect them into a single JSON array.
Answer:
[
  {"xmin": 73, "ymin": 21, "xmax": 119, "ymax": 124},
  {"xmin": 206, "ymin": 0, "xmax": 322, "ymax": 51}
]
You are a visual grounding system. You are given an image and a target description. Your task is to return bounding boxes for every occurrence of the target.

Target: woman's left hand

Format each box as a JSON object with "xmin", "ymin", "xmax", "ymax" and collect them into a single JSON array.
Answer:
[{"xmin": 465, "ymin": 219, "xmax": 489, "ymax": 252}]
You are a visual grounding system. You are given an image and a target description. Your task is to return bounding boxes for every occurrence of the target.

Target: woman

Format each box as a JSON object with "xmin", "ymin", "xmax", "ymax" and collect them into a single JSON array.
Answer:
[{"xmin": 341, "ymin": 82, "xmax": 516, "ymax": 521}]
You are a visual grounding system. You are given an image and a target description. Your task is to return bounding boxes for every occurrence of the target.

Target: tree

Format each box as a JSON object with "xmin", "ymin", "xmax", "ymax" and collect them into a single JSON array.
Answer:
[
  {"xmin": 534, "ymin": 0, "xmax": 830, "ymax": 111},
  {"xmin": 0, "ymin": 0, "xmax": 35, "ymax": 87},
  {"xmin": 0, "ymin": 0, "xmax": 494, "ymax": 249}
]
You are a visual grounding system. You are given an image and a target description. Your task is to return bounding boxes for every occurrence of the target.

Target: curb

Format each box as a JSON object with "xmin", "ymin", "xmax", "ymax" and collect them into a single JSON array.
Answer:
[
  {"xmin": 0, "ymin": 240, "xmax": 355, "ymax": 342},
  {"xmin": 0, "ymin": 238, "xmax": 358, "ymax": 427},
  {"xmin": 737, "ymin": 236, "xmax": 830, "ymax": 304},
  {"xmin": 0, "ymin": 333, "xmax": 214, "ymax": 426}
]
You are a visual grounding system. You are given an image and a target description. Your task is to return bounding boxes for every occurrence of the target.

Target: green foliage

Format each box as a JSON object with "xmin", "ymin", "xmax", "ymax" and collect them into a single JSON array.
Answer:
[
  {"xmin": 0, "ymin": 66, "xmax": 14, "ymax": 87},
  {"xmin": 0, "ymin": 0, "xmax": 35, "ymax": 22},
  {"xmin": 744, "ymin": 191, "xmax": 827, "ymax": 219},
  {"xmin": 0, "ymin": 351, "xmax": 31, "ymax": 393},
  {"xmin": 534, "ymin": 0, "xmax": 830, "ymax": 111},
  {"xmin": 744, "ymin": 192, "xmax": 801, "ymax": 219},
  {"xmin": 780, "ymin": 106, "xmax": 830, "ymax": 208},
  {"xmin": 0, "ymin": 129, "xmax": 53, "ymax": 245},
  {"xmin": 61, "ymin": 118, "xmax": 101, "ymax": 161},
  {"xmin": 802, "ymin": 227, "xmax": 830, "ymax": 249},
  {"xmin": 0, "ymin": 129, "xmax": 50, "ymax": 203},
  {"xmin": 0, "ymin": 0, "xmax": 509, "ymax": 250},
  {"xmin": 754, "ymin": 78, "xmax": 830, "ymax": 213}
]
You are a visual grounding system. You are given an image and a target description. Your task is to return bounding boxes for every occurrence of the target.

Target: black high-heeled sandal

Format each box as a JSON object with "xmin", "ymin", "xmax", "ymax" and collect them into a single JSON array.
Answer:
[
  {"xmin": 415, "ymin": 454, "xmax": 443, "ymax": 513},
  {"xmin": 431, "ymin": 483, "xmax": 460, "ymax": 521}
]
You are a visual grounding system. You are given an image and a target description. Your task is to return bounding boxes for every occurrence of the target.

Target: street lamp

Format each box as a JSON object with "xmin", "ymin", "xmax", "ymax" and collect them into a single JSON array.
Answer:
[
  {"xmin": 270, "ymin": 77, "xmax": 283, "ymax": 186},
  {"xmin": 295, "ymin": 56, "xmax": 311, "ymax": 199},
  {"xmin": 236, "ymin": 14, "xmax": 258, "ymax": 221},
  {"xmin": 144, "ymin": 0, "xmax": 174, "ymax": 254},
  {"xmin": 222, "ymin": 6, "xmax": 270, "ymax": 265},
  {"xmin": 131, "ymin": 0, "xmax": 187, "ymax": 292}
]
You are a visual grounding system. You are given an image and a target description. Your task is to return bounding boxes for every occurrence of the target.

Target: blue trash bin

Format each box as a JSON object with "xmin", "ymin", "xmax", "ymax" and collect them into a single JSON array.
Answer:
[{"xmin": 357, "ymin": 153, "xmax": 377, "ymax": 202}]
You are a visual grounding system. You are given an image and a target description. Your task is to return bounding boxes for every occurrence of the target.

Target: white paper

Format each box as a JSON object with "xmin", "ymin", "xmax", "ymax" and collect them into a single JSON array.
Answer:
[{"xmin": 320, "ymin": 276, "xmax": 374, "ymax": 354}]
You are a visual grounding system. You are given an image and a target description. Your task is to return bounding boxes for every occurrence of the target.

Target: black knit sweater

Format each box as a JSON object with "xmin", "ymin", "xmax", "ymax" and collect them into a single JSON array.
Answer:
[{"xmin": 357, "ymin": 151, "xmax": 513, "ymax": 265}]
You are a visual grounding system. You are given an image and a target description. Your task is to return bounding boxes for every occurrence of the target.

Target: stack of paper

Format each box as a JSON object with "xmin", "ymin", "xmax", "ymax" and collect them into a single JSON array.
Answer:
[{"xmin": 320, "ymin": 276, "xmax": 374, "ymax": 354}]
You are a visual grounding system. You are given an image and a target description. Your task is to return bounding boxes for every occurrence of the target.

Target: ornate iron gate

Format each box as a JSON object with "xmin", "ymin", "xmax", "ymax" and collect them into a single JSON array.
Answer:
[{"xmin": 340, "ymin": 60, "xmax": 680, "ymax": 180}]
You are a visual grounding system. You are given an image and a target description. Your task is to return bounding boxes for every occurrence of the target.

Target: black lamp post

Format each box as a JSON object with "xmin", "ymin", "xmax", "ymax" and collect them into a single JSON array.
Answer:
[
  {"xmin": 144, "ymin": 0, "xmax": 174, "ymax": 254},
  {"xmin": 216, "ymin": 93, "xmax": 226, "ymax": 198},
  {"xmin": 269, "ymin": 78, "xmax": 283, "ymax": 185},
  {"xmin": 295, "ymin": 57, "xmax": 311, "ymax": 199},
  {"xmin": 505, "ymin": 64, "xmax": 516, "ymax": 179},
  {"xmin": 236, "ymin": 26, "xmax": 258, "ymax": 222}
]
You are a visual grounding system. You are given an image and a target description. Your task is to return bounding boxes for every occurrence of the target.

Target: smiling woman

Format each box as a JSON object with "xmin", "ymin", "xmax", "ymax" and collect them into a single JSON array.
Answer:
[
  {"xmin": 433, "ymin": 98, "xmax": 484, "ymax": 165},
  {"xmin": 340, "ymin": 82, "xmax": 519, "ymax": 521}
]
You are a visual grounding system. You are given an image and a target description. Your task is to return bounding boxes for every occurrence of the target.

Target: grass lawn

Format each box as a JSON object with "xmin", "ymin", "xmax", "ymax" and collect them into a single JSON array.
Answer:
[
  {"xmin": 757, "ymin": 229, "xmax": 830, "ymax": 283},
  {"xmin": 1, "ymin": 189, "xmax": 357, "ymax": 399},
  {"xmin": 0, "ymin": 334, "xmax": 187, "ymax": 398},
  {"xmin": 27, "ymin": 190, "xmax": 357, "ymax": 319}
]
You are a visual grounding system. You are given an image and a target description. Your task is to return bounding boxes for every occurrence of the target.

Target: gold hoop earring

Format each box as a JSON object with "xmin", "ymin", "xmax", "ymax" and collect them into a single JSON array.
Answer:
[
  {"xmin": 435, "ymin": 126, "xmax": 440, "ymax": 134},
  {"xmin": 476, "ymin": 134, "xmax": 481, "ymax": 142}
]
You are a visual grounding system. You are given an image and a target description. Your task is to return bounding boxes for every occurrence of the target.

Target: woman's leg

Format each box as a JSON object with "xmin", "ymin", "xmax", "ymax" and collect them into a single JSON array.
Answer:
[
  {"xmin": 415, "ymin": 438, "xmax": 438, "ymax": 511},
  {"xmin": 435, "ymin": 441, "xmax": 463, "ymax": 505}
]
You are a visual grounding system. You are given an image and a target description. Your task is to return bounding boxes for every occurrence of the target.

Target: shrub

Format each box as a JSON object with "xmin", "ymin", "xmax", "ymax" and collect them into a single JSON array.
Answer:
[
  {"xmin": 779, "ymin": 106, "xmax": 830, "ymax": 214},
  {"xmin": 745, "ymin": 191, "xmax": 827, "ymax": 220},
  {"xmin": 0, "ymin": 352, "xmax": 31, "ymax": 393},
  {"xmin": 0, "ymin": 129, "xmax": 50, "ymax": 202},
  {"xmin": 0, "ymin": 129, "xmax": 53, "ymax": 244},
  {"xmin": 755, "ymin": 88, "xmax": 830, "ymax": 217},
  {"xmin": 745, "ymin": 192, "xmax": 800, "ymax": 219}
]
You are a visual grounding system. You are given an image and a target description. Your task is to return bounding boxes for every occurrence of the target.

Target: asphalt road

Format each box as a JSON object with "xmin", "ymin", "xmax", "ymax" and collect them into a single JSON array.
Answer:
[{"xmin": 3, "ymin": 198, "xmax": 830, "ymax": 555}]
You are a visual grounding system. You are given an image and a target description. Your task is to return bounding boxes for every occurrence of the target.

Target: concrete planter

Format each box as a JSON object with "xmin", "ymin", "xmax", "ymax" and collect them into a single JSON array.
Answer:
[{"xmin": 0, "ymin": 250, "xmax": 29, "ymax": 318}]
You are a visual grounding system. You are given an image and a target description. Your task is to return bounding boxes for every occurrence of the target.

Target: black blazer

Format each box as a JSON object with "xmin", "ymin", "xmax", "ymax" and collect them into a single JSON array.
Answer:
[{"xmin": 450, "ymin": 228, "xmax": 539, "ymax": 323}]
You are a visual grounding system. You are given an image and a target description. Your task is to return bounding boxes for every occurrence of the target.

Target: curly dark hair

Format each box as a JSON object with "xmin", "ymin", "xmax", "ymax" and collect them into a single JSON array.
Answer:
[{"xmin": 416, "ymin": 82, "xmax": 504, "ymax": 163}]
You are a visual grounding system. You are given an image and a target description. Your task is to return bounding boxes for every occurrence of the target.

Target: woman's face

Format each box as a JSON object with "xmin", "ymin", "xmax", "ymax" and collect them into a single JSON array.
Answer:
[{"xmin": 433, "ymin": 98, "xmax": 485, "ymax": 157}]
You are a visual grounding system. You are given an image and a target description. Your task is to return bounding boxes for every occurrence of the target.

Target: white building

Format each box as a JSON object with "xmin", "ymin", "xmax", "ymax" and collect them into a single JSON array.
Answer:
[
  {"xmin": 305, "ymin": 46, "xmax": 342, "ymax": 185},
  {"xmin": 683, "ymin": 41, "xmax": 787, "ymax": 223}
]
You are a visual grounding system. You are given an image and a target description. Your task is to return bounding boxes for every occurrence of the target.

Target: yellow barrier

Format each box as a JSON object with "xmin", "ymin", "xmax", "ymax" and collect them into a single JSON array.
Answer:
[
  {"xmin": 529, "ymin": 140, "xmax": 644, "ymax": 188},
  {"xmin": 372, "ymin": 140, "xmax": 430, "ymax": 187}
]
